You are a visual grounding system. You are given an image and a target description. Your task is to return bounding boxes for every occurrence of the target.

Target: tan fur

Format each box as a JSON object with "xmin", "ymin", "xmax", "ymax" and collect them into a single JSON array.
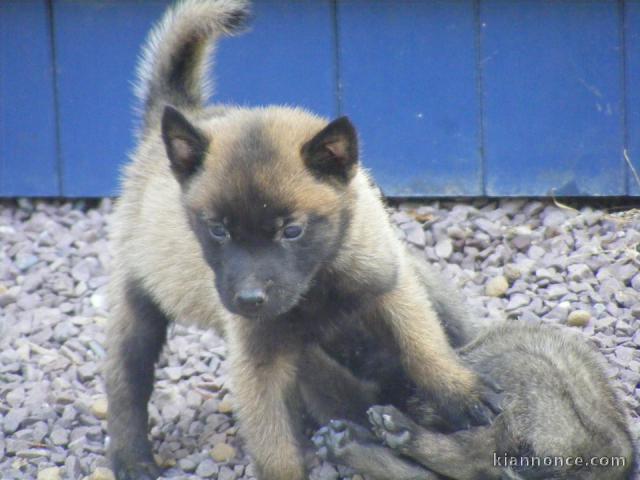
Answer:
[
  {"xmin": 226, "ymin": 322, "xmax": 306, "ymax": 479},
  {"xmin": 184, "ymin": 107, "xmax": 346, "ymax": 218}
]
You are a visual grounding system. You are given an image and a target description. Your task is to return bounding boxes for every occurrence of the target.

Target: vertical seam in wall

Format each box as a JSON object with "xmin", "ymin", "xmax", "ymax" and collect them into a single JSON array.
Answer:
[
  {"xmin": 619, "ymin": 0, "xmax": 630, "ymax": 195},
  {"xmin": 0, "ymin": 10, "xmax": 4, "ymax": 194},
  {"xmin": 331, "ymin": 0, "xmax": 343, "ymax": 116},
  {"xmin": 473, "ymin": 0, "xmax": 487, "ymax": 196},
  {"xmin": 46, "ymin": 0, "xmax": 64, "ymax": 196}
]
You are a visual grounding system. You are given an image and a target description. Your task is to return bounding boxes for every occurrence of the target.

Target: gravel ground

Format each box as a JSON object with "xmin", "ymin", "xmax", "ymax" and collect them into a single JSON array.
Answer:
[{"xmin": 1, "ymin": 197, "xmax": 639, "ymax": 480}]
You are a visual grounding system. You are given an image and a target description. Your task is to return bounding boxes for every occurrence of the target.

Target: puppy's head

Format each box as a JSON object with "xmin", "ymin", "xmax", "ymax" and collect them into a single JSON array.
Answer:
[{"xmin": 161, "ymin": 105, "xmax": 359, "ymax": 320}]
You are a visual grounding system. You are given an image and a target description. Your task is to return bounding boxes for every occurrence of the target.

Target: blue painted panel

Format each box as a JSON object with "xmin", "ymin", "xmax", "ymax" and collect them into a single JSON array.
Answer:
[
  {"xmin": 53, "ymin": 0, "xmax": 171, "ymax": 197},
  {"xmin": 216, "ymin": 0, "xmax": 335, "ymax": 117},
  {"xmin": 482, "ymin": 0, "xmax": 625, "ymax": 196},
  {"xmin": 627, "ymin": 0, "xmax": 640, "ymax": 196},
  {"xmin": 338, "ymin": 0, "xmax": 481, "ymax": 197},
  {"xmin": 0, "ymin": 0, "xmax": 59, "ymax": 196},
  {"xmin": 2, "ymin": 1, "xmax": 638, "ymax": 198}
]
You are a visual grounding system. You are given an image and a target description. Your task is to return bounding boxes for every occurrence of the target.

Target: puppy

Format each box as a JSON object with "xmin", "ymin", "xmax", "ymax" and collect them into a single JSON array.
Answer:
[
  {"xmin": 314, "ymin": 323, "xmax": 636, "ymax": 479},
  {"xmin": 105, "ymin": 1, "xmax": 499, "ymax": 478}
]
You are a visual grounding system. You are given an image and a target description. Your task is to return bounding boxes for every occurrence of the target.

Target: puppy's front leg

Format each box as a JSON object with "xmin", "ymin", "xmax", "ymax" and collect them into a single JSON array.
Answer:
[
  {"xmin": 106, "ymin": 279, "xmax": 169, "ymax": 480},
  {"xmin": 228, "ymin": 326, "xmax": 306, "ymax": 480},
  {"xmin": 376, "ymin": 271, "xmax": 500, "ymax": 429}
]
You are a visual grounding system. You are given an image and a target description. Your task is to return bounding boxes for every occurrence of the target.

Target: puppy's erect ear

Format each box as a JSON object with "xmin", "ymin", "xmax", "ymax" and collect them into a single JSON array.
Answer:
[
  {"xmin": 161, "ymin": 105, "xmax": 209, "ymax": 183},
  {"xmin": 302, "ymin": 116, "xmax": 358, "ymax": 184}
]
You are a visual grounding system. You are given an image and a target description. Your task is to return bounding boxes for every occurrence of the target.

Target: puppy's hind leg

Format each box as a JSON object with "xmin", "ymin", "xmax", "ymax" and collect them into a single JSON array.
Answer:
[
  {"xmin": 105, "ymin": 279, "xmax": 170, "ymax": 480},
  {"xmin": 313, "ymin": 420, "xmax": 438, "ymax": 480}
]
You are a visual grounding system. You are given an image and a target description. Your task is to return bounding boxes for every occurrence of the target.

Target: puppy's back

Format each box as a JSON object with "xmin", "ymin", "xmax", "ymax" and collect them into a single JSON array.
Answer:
[{"xmin": 462, "ymin": 324, "xmax": 636, "ymax": 478}]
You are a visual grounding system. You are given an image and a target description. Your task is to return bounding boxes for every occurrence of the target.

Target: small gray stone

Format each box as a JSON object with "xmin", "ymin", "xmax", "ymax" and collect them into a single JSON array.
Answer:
[
  {"xmin": 77, "ymin": 363, "xmax": 97, "ymax": 382},
  {"xmin": 475, "ymin": 218, "xmax": 501, "ymax": 237},
  {"xmin": 615, "ymin": 347, "xmax": 635, "ymax": 366},
  {"xmin": 506, "ymin": 293, "xmax": 531, "ymax": 311},
  {"xmin": 405, "ymin": 224, "xmax": 426, "ymax": 247},
  {"xmin": 218, "ymin": 466, "xmax": 237, "ymax": 480},
  {"xmin": 615, "ymin": 320, "xmax": 634, "ymax": 336},
  {"xmin": 519, "ymin": 310, "xmax": 541, "ymax": 325},
  {"xmin": 195, "ymin": 459, "xmax": 218, "ymax": 478},
  {"xmin": 567, "ymin": 263, "xmax": 592, "ymax": 281},
  {"xmin": 165, "ymin": 366, "xmax": 182, "ymax": 381},
  {"xmin": 310, "ymin": 462, "xmax": 339, "ymax": 480},
  {"xmin": 178, "ymin": 457, "xmax": 198, "ymax": 472},
  {"xmin": 545, "ymin": 284, "xmax": 568, "ymax": 300},
  {"xmin": 527, "ymin": 245, "xmax": 546, "ymax": 260},
  {"xmin": 89, "ymin": 467, "xmax": 116, "ymax": 480},
  {"xmin": 161, "ymin": 403, "xmax": 181, "ymax": 423},
  {"xmin": 596, "ymin": 316, "xmax": 616, "ymax": 332},
  {"xmin": 613, "ymin": 263, "xmax": 638, "ymax": 283},
  {"xmin": 446, "ymin": 225, "xmax": 467, "ymax": 239},
  {"xmin": 31, "ymin": 421, "xmax": 49, "ymax": 443},
  {"xmin": 50, "ymin": 428, "xmax": 69, "ymax": 446},
  {"xmin": 90, "ymin": 292, "xmax": 108, "ymax": 311},
  {"xmin": 542, "ymin": 210, "xmax": 568, "ymax": 228},
  {"xmin": 503, "ymin": 264, "xmax": 521, "ymax": 281},
  {"xmin": 0, "ymin": 293, "xmax": 17, "ymax": 307},
  {"xmin": 614, "ymin": 290, "xmax": 635, "ymax": 308},
  {"xmin": 37, "ymin": 467, "xmax": 60, "ymax": 480},
  {"xmin": 523, "ymin": 201, "xmax": 544, "ymax": 216},
  {"xmin": 17, "ymin": 448, "xmax": 50, "ymax": 459},
  {"xmin": 511, "ymin": 234, "xmax": 532, "ymax": 250},
  {"xmin": 434, "ymin": 238, "xmax": 453, "ymax": 259},
  {"xmin": 391, "ymin": 211, "xmax": 412, "ymax": 224},
  {"xmin": 64, "ymin": 456, "xmax": 82, "ymax": 478},
  {"xmin": 16, "ymin": 253, "xmax": 39, "ymax": 271},
  {"xmin": 534, "ymin": 268, "xmax": 555, "ymax": 280},
  {"xmin": 6, "ymin": 386, "xmax": 25, "ymax": 407},
  {"xmin": 4, "ymin": 407, "xmax": 28, "ymax": 434}
]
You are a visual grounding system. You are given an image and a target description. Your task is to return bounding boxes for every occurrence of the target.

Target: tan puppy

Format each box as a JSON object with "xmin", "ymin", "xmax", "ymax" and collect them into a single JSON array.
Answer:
[{"xmin": 105, "ymin": 1, "xmax": 499, "ymax": 479}]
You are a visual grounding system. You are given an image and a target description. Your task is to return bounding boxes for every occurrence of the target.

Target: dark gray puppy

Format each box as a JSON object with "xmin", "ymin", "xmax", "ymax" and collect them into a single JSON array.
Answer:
[{"xmin": 314, "ymin": 323, "xmax": 636, "ymax": 480}]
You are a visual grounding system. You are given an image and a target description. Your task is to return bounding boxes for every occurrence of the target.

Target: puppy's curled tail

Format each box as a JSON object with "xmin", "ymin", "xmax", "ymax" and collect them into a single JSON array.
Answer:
[{"xmin": 135, "ymin": 0, "xmax": 250, "ymax": 129}]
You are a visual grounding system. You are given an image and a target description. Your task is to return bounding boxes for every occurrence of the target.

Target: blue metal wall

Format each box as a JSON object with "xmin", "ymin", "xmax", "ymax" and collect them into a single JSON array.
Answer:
[{"xmin": 1, "ymin": 0, "xmax": 639, "ymax": 197}]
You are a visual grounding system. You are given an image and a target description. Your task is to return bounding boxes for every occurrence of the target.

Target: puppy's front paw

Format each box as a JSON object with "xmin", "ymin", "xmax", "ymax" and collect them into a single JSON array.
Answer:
[
  {"xmin": 112, "ymin": 451, "xmax": 162, "ymax": 480},
  {"xmin": 367, "ymin": 405, "xmax": 416, "ymax": 452},
  {"xmin": 434, "ymin": 373, "xmax": 504, "ymax": 431},
  {"xmin": 312, "ymin": 419, "xmax": 373, "ymax": 464}
]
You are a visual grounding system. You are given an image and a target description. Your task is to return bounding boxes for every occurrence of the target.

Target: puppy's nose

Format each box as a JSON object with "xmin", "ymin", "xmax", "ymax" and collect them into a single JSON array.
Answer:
[{"xmin": 235, "ymin": 288, "xmax": 267, "ymax": 308}]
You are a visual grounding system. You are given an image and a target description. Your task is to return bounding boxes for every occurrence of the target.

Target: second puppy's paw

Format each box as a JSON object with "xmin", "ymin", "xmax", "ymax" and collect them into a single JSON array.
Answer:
[
  {"xmin": 367, "ymin": 405, "xmax": 417, "ymax": 452},
  {"xmin": 312, "ymin": 419, "xmax": 373, "ymax": 464}
]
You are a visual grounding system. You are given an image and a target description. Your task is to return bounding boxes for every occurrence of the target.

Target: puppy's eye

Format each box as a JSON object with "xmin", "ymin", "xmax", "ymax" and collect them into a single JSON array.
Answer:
[
  {"xmin": 209, "ymin": 223, "xmax": 229, "ymax": 240},
  {"xmin": 282, "ymin": 224, "xmax": 303, "ymax": 240}
]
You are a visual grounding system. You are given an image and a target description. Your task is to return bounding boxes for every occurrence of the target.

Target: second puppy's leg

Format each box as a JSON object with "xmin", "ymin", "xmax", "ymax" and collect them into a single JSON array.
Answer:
[
  {"xmin": 369, "ymin": 405, "xmax": 502, "ymax": 480},
  {"xmin": 312, "ymin": 420, "xmax": 438, "ymax": 480}
]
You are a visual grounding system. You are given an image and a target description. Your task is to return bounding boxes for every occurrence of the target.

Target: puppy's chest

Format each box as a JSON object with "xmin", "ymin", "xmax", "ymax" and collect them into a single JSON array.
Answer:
[
  {"xmin": 248, "ymin": 276, "xmax": 385, "ymax": 359},
  {"xmin": 286, "ymin": 281, "xmax": 376, "ymax": 342}
]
